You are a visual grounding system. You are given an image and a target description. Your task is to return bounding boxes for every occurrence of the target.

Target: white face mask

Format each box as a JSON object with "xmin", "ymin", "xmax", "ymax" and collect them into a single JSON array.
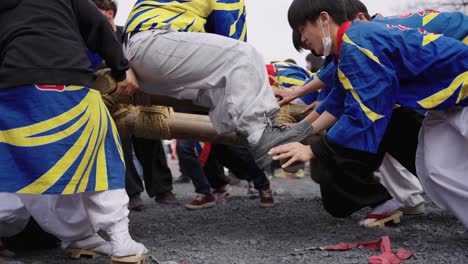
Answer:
[{"xmin": 320, "ymin": 19, "xmax": 332, "ymax": 56}]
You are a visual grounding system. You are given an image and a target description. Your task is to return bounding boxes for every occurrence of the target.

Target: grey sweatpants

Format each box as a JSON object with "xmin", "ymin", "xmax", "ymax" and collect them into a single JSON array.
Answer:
[{"xmin": 124, "ymin": 29, "xmax": 280, "ymax": 143}]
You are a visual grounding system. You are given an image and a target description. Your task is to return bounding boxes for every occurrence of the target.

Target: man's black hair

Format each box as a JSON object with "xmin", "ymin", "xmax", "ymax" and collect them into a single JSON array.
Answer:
[
  {"xmin": 345, "ymin": 0, "xmax": 371, "ymax": 21},
  {"xmin": 284, "ymin": 58, "xmax": 297, "ymax": 64},
  {"xmin": 292, "ymin": 30, "xmax": 321, "ymax": 56},
  {"xmin": 92, "ymin": 0, "xmax": 118, "ymax": 18},
  {"xmin": 288, "ymin": 0, "xmax": 348, "ymax": 31},
  {"xmin": 292, "ymin": 30, "xmax": 304, "ymax": 52},
  {"xmin": 306, "ymin": 53, "xmax": 324, "ymax": 72}
]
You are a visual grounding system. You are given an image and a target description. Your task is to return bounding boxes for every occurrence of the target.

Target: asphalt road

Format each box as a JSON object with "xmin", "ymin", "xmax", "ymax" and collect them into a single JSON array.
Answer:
[{"xmin": 6, "ymin": 174, "xmax": 468, "ymax": 264}]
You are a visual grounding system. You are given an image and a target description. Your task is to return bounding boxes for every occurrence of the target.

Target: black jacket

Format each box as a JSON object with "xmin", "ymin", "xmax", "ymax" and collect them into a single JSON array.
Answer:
[{"xmin": 0, "ymin": 0, "xmax": 129, "ymax": 89}]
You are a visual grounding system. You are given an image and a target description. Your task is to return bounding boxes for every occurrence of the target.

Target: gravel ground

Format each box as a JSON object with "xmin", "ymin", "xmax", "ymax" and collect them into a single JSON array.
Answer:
[{"xmin": 6, "ymin": 172, "xmax": 468, "ymax": 264}]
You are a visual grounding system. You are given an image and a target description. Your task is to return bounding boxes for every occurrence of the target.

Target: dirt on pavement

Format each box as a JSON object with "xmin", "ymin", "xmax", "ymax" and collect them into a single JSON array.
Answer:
[{"xmin": 7, "ymin": 175, "xmax": 468, "ymax": 264}]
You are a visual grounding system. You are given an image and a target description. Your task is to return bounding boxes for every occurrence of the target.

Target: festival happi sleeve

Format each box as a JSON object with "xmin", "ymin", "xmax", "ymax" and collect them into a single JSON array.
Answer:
[
  {"xmin": 206, "ymin": 0, "xmax": 247, "ymax": 41},
  {"xmin": 373, "ymin": 11, "xmax": 468, "ymax": 43},
  {"xmin": 316, "ymin": 61, "xmax": 337, "ymax": 87},
  {"xmin": 326, "ymin": 29, "xmax": 398, "ymax": 153},
  {"xmin": 315, "ymin": 85, "xmax": 346, "ymax": 118},
  {"xmin": 316, "ymin": 85, "xmax": 331, "ymax": 102}
]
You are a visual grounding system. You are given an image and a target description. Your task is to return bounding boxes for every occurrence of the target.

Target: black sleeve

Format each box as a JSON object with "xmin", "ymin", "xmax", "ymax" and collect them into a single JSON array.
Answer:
[
  {"xmin": 0, "ymin": 0, "xmax": 20, "ymax": 10},
  {"xmin": 70, "ymin": 0, "xmax": 129, "ymax": 82}
]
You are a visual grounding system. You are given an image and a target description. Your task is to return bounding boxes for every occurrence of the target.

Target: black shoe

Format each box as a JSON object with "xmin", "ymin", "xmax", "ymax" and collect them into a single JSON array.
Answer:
[
  {"xmin": 155, "ymin": 192, "xmax": 179, "ymax": 205},
  {"xmin": 250, "ymin": 121, "xmax": 313, "ymax": 169}
]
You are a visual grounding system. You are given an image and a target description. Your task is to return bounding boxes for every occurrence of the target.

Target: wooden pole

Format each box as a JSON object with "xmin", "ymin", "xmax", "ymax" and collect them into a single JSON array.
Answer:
[{"xmin": 122, "ymin": 111, "xmax": 240, "ymax": 144}]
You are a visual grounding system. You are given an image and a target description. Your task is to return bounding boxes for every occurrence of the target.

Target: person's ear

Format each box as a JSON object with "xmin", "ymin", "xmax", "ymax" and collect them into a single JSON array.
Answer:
[
  {"xmin": 357, "ymin": 13, "xmax": 368, "ymax": 21},
  {"xmin": 108, "ymin": 9, "xmax": 116, "ymax": 19},
  {"xmin": 103, "ymin": 9, "xmax": 114, "ymax": 21},
  {"xmin": 320, "ymin": 11, "xmax": 330, "ymax": 25}
]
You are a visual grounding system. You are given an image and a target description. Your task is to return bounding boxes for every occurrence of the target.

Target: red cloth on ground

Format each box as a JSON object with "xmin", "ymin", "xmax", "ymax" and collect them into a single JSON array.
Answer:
[{"xmin": 323, "ymin": 236, "xmax": 413, "ymax": 264}]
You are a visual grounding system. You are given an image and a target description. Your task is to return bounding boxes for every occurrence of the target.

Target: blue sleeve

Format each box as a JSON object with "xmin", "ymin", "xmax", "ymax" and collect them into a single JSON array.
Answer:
[
  {"xmin": 316, "ymin": 61, "xmax": 337, "ymax": 87},
  {"xmin": 86, "ymin": 50, "xmax": 103, "ymax": 70},
  {"xmin": 373, "ymin": 11, "xmax": 468, "ymax": 42},
  {"xmin": 304, "ymin": 73, "xmax": 315, "ymax": 85},
  {"xmin": 316, "ymin": 85, "xmax": 331, "ymax": 101},
  {"xmin": 326, "ymin": 39, "xmax": 398, "ymax": 153},
  {"xmin": 300, "ymin": 91, "xmax": 319, "ymax": 105},
  {"xmin": 315, "ymin": 86, "xmax": 346, "ymax": 118},
  {"xmin": 206, "ymin": 0, "xmax": 247, "ymax": 41}
]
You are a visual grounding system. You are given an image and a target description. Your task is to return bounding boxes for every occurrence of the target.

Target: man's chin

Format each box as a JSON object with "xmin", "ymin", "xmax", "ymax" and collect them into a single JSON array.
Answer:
[{"xmin": 310, "ymin": 50, "xmax": 324, "ymax": 57}]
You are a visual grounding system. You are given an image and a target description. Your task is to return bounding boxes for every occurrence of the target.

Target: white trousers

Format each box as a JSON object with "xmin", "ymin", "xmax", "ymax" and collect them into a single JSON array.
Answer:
[
  {"xmin": 125, "ymin": 29, "xmax": 279, "ymax": 142},
  {"xmin": 15, "ymin": 189, "xmax": 130, "ymax": 246},
  {"xmin": 379, "ymin": 154, "xmax": 424, "ymax": 208},
  {"xmin": 0, "ymin": 193, "xmax": 30, "ymax": 238},
  {"xmin": 416, "ymin": 107, "xmax": 468, "ymax": 228}
]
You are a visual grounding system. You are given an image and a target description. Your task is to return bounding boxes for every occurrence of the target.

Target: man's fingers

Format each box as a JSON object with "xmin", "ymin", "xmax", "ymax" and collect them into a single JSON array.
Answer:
[
  {"xmin": 271, "ymin": 152, "xmax": 292, "ymax": 161},
  {"xmin": 126, "ymin": 86, "xmax": 136, "ymax": 96},
  {"xmin": 274, "ymin": 90, "xmax": 284, "ymax": 97},
  {"xmin": 269, "ymin": 143, "xmax": 293, "ymax": 155},
  {"xmin": 281, "ymin": 156, "xmax": 297, "ymax": 168},
  {"xmin": 113, "ymin": 86, "xmax": 123, "ymax": 96}
]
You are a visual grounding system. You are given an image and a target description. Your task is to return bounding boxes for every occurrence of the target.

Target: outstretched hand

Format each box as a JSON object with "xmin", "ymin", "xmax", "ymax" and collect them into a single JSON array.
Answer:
[
  {"xmin": 275, "ymin": 86, "xmax": 300, "ymax": 106},
  {"xmin": 301, "ymin": 101, "xmax": 320, "ymax": 114},
  {"xmin": 268, "ymin": 142, "xmax": 315, "ymax": 168},
  {"xmin": 114, "ymin": 68, "xmax": 140, "ymax": 96}
]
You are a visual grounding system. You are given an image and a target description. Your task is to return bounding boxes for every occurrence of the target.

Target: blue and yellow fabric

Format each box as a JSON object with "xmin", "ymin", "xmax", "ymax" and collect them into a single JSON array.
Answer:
[
  {"xmin": 0, "ymin": 85, "xmax": 125, "ymax": 194},
  {"xmin": 124, "ymin": 0, "xmax": 247, "ymax": 41},
  {"xmin": 373, "ymin": 10, "xmax": 468, "ymax": 43},
  {"xmin": 194, "ymin": 141, "xmax": 211, "ymax": 167},
  {"xmin": 206, "ymin": 0, "xmax": 247, "ymax": 41},
  {"xmin": 329, "ymin": 20, "xmax": 468, "ymax": 153},
  {"xmin": 316, "ymin": 11, "xmax": 468, "ymax": 120},
  {"xmin": 315, "ymin": 60, "xmax": 337, "ymax": 88},
  {"xmin": 267, "ymin": 62, "xmax": 319, "ymax": 104}
]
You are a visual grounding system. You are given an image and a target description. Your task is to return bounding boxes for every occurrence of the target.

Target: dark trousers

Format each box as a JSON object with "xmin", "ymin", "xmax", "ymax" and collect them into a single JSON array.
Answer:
[
  {"xmin": 211, "ymin": 144, "xmax": 270, "ymax": 191},
  {"xmin": 312, "ymin": 107, "xmax": 422, "ymax": 218},
  {"xmin": 379, "ymin": 107, "xmax": 423, "ymax": 176},
  {"xmin": 176, "ymin": 140, "xmax": 228, "ymax": 195},
  {"xmin": 123, "ymin": 137, "xmax": 173, "ymax": 198}
]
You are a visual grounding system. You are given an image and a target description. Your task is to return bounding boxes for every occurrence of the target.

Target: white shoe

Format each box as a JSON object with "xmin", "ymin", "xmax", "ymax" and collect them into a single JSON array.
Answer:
[
  {"xmin": 359, "ymin": 199, "xmax": 400, "ymax": 227},
  {"xmin": 110, "ymin": 230, "xmax": 147, "ymax": 258},
  {"xmin": 401, "ymin": 203, "xmax": 425, "ymax": 215},
  {"xmin": 64, "ymin": 233, "xmax": 112, "ymax": 257}
]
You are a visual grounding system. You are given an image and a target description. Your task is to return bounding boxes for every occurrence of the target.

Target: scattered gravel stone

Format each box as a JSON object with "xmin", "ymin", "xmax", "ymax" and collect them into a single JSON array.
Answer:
[{"xmin": 9, "ymin": 178, "xmax": 468, "ymax": 264}]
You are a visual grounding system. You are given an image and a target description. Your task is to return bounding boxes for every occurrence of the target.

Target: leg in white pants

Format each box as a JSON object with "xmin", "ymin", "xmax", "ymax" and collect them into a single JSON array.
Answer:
[
  {"xmin": 83, "ymin": 189, "xmax": 147, "ymax": 257},
  {"xmin": 416, "ymin": 107, "xmax": 468, "ymax": 229},
  {"xmin": 125, "ymin": 29, "xmax": 279, "ymax": 143},
  {"xmin": 18, "ymin": 189, "xmax": 146, "ymax": 257},
  {"xmin": 0, "ymin": 193, "xmax": 30, "ymax": 238},
  {"xmin": 379, "ymin": 154, "xmax": 425, "ymax": 208},
  {"xmin": 18, "ymin": 193, "xmax": 95, "ymax": 246}
]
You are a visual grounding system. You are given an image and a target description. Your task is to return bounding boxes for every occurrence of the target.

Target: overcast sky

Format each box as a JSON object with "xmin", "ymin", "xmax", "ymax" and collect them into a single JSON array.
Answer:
[{"xmin": 115, "ymin": 0, "xmax": 409, "ymax": 68}]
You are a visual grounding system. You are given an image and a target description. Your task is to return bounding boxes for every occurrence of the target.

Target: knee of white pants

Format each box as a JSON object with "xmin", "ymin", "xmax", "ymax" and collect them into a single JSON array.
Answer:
[
  {"xmin": 18, "ymin": 193, "xmax": 96, "ymax": 242},
  {"xmin": 235, "ymin": 42, "xmax": 264, "ymax": 69},
  {"xmin": 0, "ymin": 193, "xmax": 29, "ymax": 237}
]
